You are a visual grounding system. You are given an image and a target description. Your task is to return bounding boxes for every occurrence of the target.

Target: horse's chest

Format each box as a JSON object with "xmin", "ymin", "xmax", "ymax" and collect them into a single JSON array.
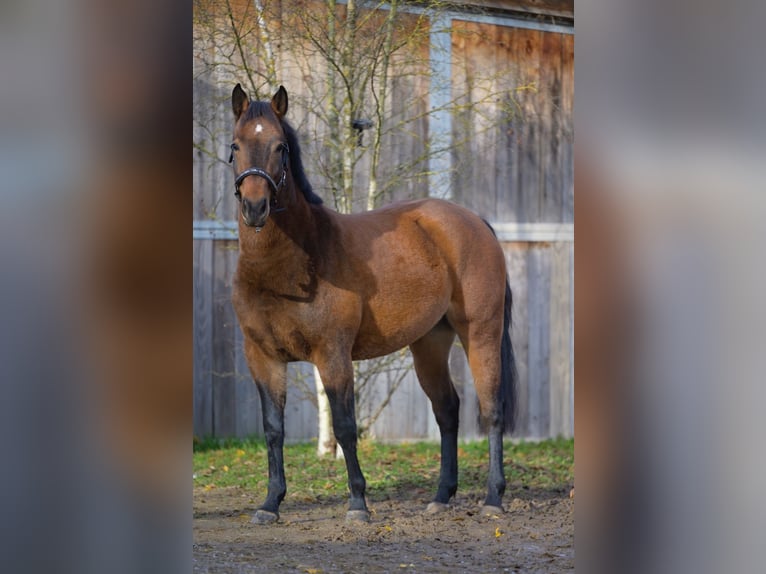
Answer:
[{"xmin": 233, "ymin": 287, "xmax": 317, "ymax": 362}]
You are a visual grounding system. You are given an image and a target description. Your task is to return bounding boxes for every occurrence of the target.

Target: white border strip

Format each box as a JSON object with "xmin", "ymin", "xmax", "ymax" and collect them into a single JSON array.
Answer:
[
  {"xmin": 193, "ymin": 220, "xmax": 573, "ymax": 242},
  {"xmin": 491, "ymin": 222, "xmax": 574, "ymax": 242},
  {"xmin": 193, "ymin": 220, "xmax": 238, "ymax": 240}
]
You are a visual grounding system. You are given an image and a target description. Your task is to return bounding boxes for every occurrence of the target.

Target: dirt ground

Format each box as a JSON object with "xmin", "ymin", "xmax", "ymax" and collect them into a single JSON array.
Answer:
[{"xmin": 193, "ymin": 483, "xmax": 573, "ymax": 573}]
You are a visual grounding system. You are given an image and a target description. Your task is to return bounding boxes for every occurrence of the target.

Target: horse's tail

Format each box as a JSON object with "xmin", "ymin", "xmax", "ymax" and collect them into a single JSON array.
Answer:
[{"xmin": 500, "ymin": 277, "xmax": 518, "ymax": 433}]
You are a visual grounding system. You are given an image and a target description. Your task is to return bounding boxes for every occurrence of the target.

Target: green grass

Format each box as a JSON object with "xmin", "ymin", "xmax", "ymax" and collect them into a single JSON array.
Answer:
[{"xmin": 193, "ymin": 437, "xmax": 573, "ymax": 503}]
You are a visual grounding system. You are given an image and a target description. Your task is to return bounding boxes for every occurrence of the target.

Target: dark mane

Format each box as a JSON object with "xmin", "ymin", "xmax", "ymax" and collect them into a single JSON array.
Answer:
[
  {"xmin": 244, "ymin": 101, "xmax": 323, "ymax": 205},
  {"xmin": 281, "ymin": 119, "xmax": 323, "ymax": 205}
]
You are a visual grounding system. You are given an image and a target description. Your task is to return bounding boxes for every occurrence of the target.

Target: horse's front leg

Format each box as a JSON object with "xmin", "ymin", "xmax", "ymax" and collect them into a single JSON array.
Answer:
[
  {"xmin": 316, "ymin": 357, "xmax": 370, "ymax": 522},
  {"xmin": 244, "ymin": 341, "xmax": 287, "ymax": 524}
]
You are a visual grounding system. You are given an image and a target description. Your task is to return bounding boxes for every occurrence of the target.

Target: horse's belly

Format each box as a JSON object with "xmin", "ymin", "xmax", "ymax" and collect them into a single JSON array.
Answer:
[{"xmin": 350, "ymin": 294, "xmax": 448, "ymax": 360}]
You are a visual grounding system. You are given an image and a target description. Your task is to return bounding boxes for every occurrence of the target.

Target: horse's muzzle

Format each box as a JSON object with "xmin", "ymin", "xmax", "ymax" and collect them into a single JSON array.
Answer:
[{"xmin": 241, "ymin": 196, "xmax": 270, "ymax": 229}]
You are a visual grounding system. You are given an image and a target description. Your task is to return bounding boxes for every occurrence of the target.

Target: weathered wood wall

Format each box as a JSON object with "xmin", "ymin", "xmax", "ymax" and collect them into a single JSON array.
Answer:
[
  {"xmin": 193, "ymin": 2, "xmax": 574, "ymax": 441},
  {"xmin": 451, "ymin": 20, "xmax": 574, "ymax": 223}
]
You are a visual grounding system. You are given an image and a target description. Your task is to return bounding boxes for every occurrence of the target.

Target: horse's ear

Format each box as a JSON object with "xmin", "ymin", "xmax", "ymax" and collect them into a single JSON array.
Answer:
[
  {"xmin": 232, "ymin": 83, "xmax": 249, "ymax": 120},
  {"xmin": 271, "ymin": 85, "xmax": 288, "ymax": 118}
]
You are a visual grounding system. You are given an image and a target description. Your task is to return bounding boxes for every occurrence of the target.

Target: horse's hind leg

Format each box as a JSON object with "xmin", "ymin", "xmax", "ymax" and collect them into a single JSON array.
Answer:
[
  {"xmin": 450, "ymin": 313, "xmax": 507, "ymax": 514},
  {"xmin": 410, "ymin": 320, "xmax": 460, "ymax": 513}
]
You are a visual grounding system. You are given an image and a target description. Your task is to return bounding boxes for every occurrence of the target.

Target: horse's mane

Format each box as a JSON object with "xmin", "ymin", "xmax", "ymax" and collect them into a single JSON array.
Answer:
[{"xmin": 244, "ymin": 101, "xmax": 323, "ymax": 205}]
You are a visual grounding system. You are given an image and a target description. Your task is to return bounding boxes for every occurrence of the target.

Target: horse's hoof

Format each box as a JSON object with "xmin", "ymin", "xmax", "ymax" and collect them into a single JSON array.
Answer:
[
  {"xmin": 480, "ymin": 505, "xmax": 504, "ymax": 517},
  {"xmin": 345, "ymin": 509, "xmax": 371, "ymax": 523},
  {"xmin": 251, "ymin": 509, "xmax": 279, "ymax": 524},
  {"xmin": 425, "ymin": 502, "xmax": 449, "ymax": 515}
]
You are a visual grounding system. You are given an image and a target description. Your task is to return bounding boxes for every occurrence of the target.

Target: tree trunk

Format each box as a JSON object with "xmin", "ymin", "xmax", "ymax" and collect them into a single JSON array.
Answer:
[{"xmin": 314, "ymin": 365, "xmax": 343, "ymax": 458}]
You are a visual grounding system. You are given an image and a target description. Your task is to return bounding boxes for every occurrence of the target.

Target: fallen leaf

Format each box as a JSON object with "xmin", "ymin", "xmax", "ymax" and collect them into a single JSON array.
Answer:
[{"xmin": 495, "ymin": 527, "xmax": 504, "ymax": 538}]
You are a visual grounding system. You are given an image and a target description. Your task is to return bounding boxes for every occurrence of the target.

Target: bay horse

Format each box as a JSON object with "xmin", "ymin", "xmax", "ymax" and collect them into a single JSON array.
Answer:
[{"xmin": 229, "ymin": 84, "xmax": 517, "ymax": 524}]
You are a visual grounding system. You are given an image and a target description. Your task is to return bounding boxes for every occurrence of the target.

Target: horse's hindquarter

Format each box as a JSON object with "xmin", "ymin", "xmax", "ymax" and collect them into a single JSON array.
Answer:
[{"xmin": 342, "ymin": 199, "xmax": 507, "ymax": 360}]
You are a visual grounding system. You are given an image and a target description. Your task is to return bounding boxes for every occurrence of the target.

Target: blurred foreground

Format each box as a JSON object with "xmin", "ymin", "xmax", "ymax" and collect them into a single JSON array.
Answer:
[{"xmin": 0, "ymin": 1, "xmax": 765, "ymax": 573}]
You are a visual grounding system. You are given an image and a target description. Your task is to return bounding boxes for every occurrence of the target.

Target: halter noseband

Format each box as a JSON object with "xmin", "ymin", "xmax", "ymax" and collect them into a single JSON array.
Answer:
[
  {"xmin": 230, "ymin": 143, "xmax": 289, "ymax": 208},
  {"xmin": 234, "ymin": 166, "xmax": 285, "ymax": 196}
]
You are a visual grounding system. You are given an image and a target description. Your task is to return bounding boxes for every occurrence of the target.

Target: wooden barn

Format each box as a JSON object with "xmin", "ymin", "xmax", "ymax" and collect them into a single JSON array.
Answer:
[{"xmin": 193, "ymin": 0, "xmax": 574, "ymax": 441}]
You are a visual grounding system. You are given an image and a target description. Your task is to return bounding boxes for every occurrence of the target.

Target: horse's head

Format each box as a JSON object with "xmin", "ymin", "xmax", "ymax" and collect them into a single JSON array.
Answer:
[{"xmin": 230, "ymin": 84, "xmax": 291, "ymax": 230}]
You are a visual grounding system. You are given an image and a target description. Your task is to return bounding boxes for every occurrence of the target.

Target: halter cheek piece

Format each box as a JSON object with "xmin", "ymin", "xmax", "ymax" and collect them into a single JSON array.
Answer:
[{"xmin": 229, "ymin": 143, "xmax": 289, "ymax": 212}]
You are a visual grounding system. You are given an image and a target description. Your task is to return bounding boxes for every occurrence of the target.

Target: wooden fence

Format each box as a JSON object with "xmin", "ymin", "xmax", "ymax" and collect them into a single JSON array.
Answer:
[{"xmin": 193, "ymin": 2, "xmax": 574, "ymax": 441}]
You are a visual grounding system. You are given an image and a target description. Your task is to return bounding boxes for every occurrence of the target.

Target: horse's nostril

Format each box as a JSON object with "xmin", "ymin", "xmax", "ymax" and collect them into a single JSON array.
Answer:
[
  {"xmin": 253, "ymin": 197, "xmax": 269, "ymax": 219},
  {"xmin": 241, "ymin": 196, "xmax": 269, "ymax": 227}
]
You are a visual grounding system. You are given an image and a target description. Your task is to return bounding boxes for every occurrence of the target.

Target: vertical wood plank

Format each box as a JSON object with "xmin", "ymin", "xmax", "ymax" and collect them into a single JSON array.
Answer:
[
  {"xmin": 540, "ymin": 32, "xmax": 564, "ymax": 221},
  {"xmin": 474, "ymin": 23, "xmax": 497, "ymax": 219},
  {"xmin": 212, "ymin": 241, "xmax": 237, "ymax": 437},
  {"xmin": 505, "ymin": 243, "xmax": 530, "ymax": 437},
  {"xmin": 517, "ymin": 29, "xmax": 542, "ymax": 223},
  {"xmin": 560, "ymin": 33, "xmax": 574, "ymax": 223},
  {"xmin": 548, "ymin": 241, "xmax": 573, "ymax": 437},
  {"xmin": 495, "ymin": 23, "xmax": 517, "ymax": 221},
  {"xmin": 526, "ymin": 245, "xmax": 551, "ymax": 438},
  {"xmin": 193, "ymin": 239, "xmax": 213, "ymax": 437}
]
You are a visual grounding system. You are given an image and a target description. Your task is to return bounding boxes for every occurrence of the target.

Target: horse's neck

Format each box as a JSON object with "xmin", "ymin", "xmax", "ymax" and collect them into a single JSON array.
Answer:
[{"xmin": 237, "ymin": 200, "xmax": 321, "ymax": 277}]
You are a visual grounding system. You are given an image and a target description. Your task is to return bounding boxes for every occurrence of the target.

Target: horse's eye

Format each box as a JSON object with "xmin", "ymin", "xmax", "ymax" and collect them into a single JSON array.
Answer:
[{"xmin": 229, "ymin": 142, "xmax": 239, "ymax": 164}]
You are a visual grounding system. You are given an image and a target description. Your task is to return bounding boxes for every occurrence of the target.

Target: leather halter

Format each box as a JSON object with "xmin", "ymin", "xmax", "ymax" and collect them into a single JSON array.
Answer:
[{"xmin": 230, "ymin": 143, "xmax": 289, "ymax": 211}]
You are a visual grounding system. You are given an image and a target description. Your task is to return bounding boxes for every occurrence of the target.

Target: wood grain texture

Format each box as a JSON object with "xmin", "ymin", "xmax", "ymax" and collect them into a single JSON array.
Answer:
[
  {"xmin": 526, "ymin": 244, "xmax": 552, "ymax": 438},
  {"xmin": 211, "ymin": 242, "xmax": 237, "ymax": 437},
  {"xmin": 505, "ymin": 243, "xmax": 531, "ymax": 437},
  {"xmin": 549, "ymin": 241, "xmax": 573, "ymax": 437},
  {"xmin": 193, "ymin": 239, "xmax": 214, "ymax": 437},
  {"xmin": 450, "ymin": 21, "xmax": 572, "ymax": 224}
]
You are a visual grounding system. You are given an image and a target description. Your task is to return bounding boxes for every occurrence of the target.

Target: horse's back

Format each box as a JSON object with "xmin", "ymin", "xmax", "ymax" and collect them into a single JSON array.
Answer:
[
  {"xmin": 352, "ymin": 198, "xmax": 506, "ymax": 283},
  {"xmin": 338, "ymin": 198, "xmax": 507, "ymax": 359}
]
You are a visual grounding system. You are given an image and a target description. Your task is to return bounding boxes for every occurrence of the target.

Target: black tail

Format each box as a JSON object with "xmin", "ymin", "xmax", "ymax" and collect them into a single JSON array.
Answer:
[{"xmin": 500, "ymin": 278, "xmax": 518, "ymax": 433}]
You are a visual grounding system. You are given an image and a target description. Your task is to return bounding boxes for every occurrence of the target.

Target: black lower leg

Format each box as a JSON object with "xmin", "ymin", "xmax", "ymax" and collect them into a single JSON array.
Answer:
[
  {"xmin": 484, "ymin": 425, "xmax": 506, "ymax": 508},
  {"xmin": 327, "ymin": 389, "xmax": 367, "ymax": 512},
  {"xmin": 433, "ymin": 394, "xmax": 460, "ymax": 504},
  {"xmin": 434, "ymin": 429, "xmax": 459, "ymax": 503},
  {"xmin": 257, "ymin": 385, "xmax": 286, "ymax": 514}
]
